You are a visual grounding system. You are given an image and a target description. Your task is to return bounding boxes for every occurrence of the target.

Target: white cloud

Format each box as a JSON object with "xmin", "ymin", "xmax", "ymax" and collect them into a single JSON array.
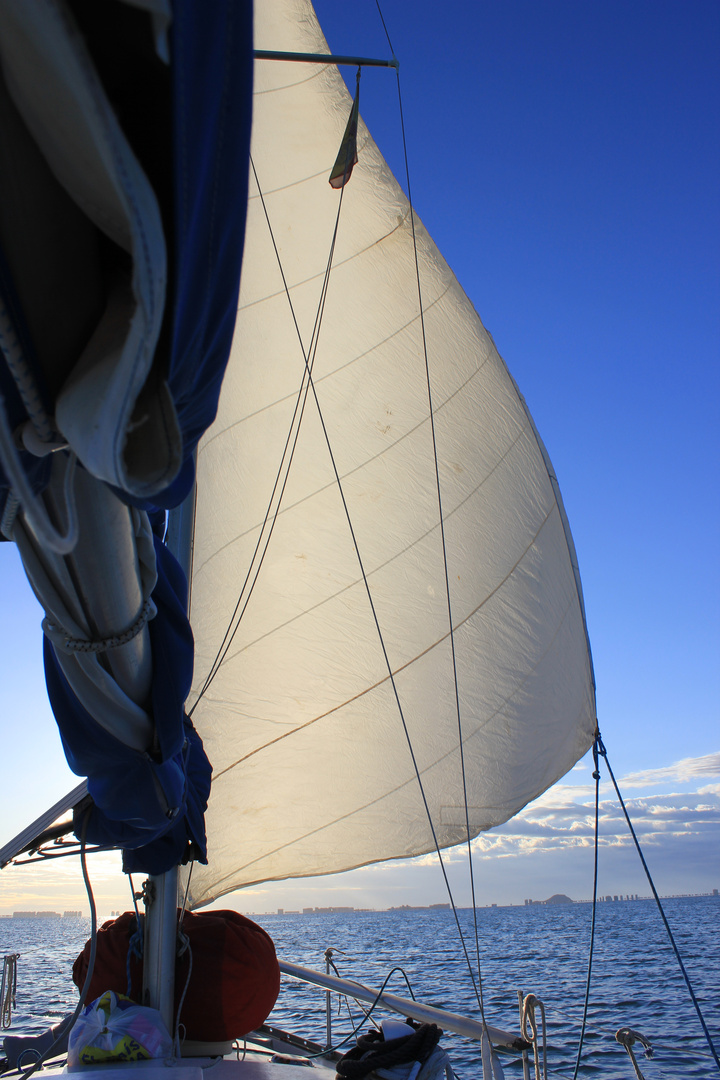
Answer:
[
  {"xmin": 619, "ymin": 751, "xmax": 720, "ymax": 788},
  {"xmin": 465, "ymin": 789, "xmax": 720, "ymax": 873},
  {"xmin": 2, "ymin": 757, "xmax": 718, "ymax": 916}
]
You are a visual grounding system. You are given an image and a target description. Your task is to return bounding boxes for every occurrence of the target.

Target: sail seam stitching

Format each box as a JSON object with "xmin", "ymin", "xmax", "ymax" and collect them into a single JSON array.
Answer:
[
  {"xmin": 193, "ymin": 362, "xmax": 519, "ymax": 577},
  {"xmin": 209, "ymin": 499, "xmax": 565, "ymax": 778}
]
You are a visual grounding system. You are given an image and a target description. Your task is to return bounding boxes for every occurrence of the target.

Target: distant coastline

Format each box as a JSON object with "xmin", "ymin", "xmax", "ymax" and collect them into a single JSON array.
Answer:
[
  {"xmin": 4, "ymin": 892, "xmax": 716, "ymax": 920},
  {"xmin": 244, "ymin": 891, "xmax": 719, "ymax": 917},
  {"xmin": 10, "ymin": 910, "xmax": 83, "ymax": 919}
]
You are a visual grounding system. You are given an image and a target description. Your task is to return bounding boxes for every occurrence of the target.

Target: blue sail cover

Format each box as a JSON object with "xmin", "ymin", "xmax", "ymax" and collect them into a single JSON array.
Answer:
[
  {"xmin": 150, "ymin": 0, "xmax": 254, "ymax": 510},
  {"xmin": 0, "ymin": 0, "xmax": 254, "ymax": 514},
  {"xmin": 44, "ymin": 534, "xmax": 210, "ymax": 873},
  {"xmin": 0, "ymin": 0, "xmax": 253, "ymax": 873}
]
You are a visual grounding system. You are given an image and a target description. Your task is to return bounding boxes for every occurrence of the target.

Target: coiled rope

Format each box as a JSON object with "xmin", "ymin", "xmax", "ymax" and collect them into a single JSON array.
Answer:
[
  {"xmin": 336, "ymin": 1022, "xmax": 442, "ymax": 1079},
  {"xmin": 521, "ymin": 994, "xmax": 547, "ymax": 1080},
  {"xmin": 1, "ymin": 953, "xmax": 19, "ymax": 1029}
]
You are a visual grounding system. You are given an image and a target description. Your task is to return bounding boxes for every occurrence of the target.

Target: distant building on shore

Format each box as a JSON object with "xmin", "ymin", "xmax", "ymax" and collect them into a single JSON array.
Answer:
[
  {"xmin": 302, "ymin": 906, "xmax": 356, "ymax": 914},
  {"xmin": 388, "ymin": 903, "xmax": 451, "ymax": 911},
  {"xmin": 13, "ymin": 911, "xmax": 61, "ymax": 918}
]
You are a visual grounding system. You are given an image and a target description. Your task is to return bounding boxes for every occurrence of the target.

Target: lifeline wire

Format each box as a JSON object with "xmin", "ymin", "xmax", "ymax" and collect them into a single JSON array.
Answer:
[
  {"xmin": 374, "ymin": 0, "xmax": 485, "ymax": 1020},
  {"xmin": 597, "ymin": 735, "xmax": 720, "ymax": 1073}
]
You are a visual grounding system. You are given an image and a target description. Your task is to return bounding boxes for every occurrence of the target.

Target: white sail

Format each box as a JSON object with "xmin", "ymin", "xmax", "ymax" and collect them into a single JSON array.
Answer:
[{"xmin": 185, "ymin": 0, "xmax": 596, "ymax": 908}]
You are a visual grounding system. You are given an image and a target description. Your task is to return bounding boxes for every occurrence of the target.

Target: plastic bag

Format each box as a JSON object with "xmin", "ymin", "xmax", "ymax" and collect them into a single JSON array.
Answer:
[{"xmin": 68, "ymin": 991, "xmax": 173, "ymax": 1067}]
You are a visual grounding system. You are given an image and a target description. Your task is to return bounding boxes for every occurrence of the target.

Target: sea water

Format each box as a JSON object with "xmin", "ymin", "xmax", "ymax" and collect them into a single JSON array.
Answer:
[{"xmin": 1, "ymin": 896, "xmax": 718, "ymax": 1079}]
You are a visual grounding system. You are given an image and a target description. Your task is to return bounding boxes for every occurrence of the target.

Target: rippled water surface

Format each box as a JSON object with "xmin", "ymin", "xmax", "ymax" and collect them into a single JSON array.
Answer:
[{"xmin": 1, "ymin": 897, "xmax": 718, "ymax": 1079}]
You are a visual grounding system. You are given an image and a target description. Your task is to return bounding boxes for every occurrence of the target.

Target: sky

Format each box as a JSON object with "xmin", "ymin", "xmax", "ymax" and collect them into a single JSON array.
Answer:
[{"xmin": 0, "ymin": 0, "xmax": 718, "ymax": 919}]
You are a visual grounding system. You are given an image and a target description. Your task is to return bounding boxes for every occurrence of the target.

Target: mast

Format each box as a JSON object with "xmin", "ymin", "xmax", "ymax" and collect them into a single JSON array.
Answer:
[{"xmin": 142, "ymin": 485, "xmax": 196, "ymax": 1029}]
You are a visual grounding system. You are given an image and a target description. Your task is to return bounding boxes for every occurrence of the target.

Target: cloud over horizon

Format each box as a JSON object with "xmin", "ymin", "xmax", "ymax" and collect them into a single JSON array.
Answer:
[
  {"xmin": 1, "ymin": 753, "xmax": 718, "ymax": 913},
  {"xmin": 619, "ymin": 751, "xmax": 720, "ymax": 789}
]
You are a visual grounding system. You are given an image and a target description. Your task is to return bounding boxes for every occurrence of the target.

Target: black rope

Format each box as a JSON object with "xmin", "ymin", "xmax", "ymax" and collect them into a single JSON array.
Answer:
[
  {"xmin": 375, "ymin": 0, "xmax": 485, "ymax": 1020},
  {"xmin": 301, "ymin": 966, "xmax": 420, "ymax": 1062},
  {"xmin": 597, "ymin": 734, "xmax": 720, "ymax": 1073},
  {"xmin": 374, "ymin": 0, "xmax": 397, "ymax": 60},
  {"xmin": 572, "ymin": 732, "xmax": 602, "ymax": 1079},
  {"xmin": 327, "ymin": 954, "xmax": 417, "ymax": 1037},
  {"xmin": 337, "ymin": 1022, "xmax": 442, "ymax": 1079},
  {"xmin": 327, "ymin": 954, "xmax": 373, "ymax": 1035}
]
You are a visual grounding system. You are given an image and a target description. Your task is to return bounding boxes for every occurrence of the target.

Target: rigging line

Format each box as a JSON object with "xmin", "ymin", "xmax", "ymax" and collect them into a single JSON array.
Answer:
[
  {"xmin": 297, "ymin": 224, "xmax": 485, "ymax": 1024},
  {"xmin": 179, "ymin": 860, "xmax": 194, "ymax": 927},
  {"xmin": 195, "ymin": 70, "xmax": 363, "ymax": 699},
  {"xmin": 240, "ymin": 166, "xmax": 403, "ymax": 303},
  {"xmin": 0, "ymin": 954, "xmax": 17, "ymax": 1030},
  {"xmin": 199, "ymin": 254, "xmax": 453, "ymax": 459},
  {"xmin": 190, "ymin": 338, "xmax": 311, "ymax": 707},
  {"xmin": 128, "ymin": 873, "xmax": 142, "ymax": 926},
  {"xmin": 597, "ymin": 735, "xmax": 720, "ymax": 1074},
  {"xmin": 192, "ymin": 140, "xmax": 353, "ymax": 710},
  {"xmin": 572, "ymin": 733, "xmax": 602, "ymax": 1080},
  {"xmin": 190, "ymin": 293, "xmax": 313, "ymax": 707},
  {"xmin": 374, "ymin": 0, "xmax": 398, "ymax": 59},
  {"xmin": 192, "ymin": 164, "xmax": 335, "ymax": 708},
  {"xmin": 196, "ymin": 161, "xmax": 344, "ymax": 701},
  {"xmin": 210, "ymin": 72, "xmax": 484, "ymax": 1008},
  {"xmin": 327, "ymin": 955, "xmax": 405, "ymax": 1046},
  {"xmin": 385, "ymin": 22, "xmax": 484, "ymax": 1017}
]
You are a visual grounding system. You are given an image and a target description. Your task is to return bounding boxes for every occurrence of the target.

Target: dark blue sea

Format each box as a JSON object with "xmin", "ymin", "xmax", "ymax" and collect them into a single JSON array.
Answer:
[{"xmin": 1, "ymin": 897, "xmax": 718, "ymax": 1079}]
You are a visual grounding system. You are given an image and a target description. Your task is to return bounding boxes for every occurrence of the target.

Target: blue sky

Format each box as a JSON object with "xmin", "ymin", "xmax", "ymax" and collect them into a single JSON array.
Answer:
[{"xmin": 1, "ymin": 0, "xmax": 718, "ymax": 916}]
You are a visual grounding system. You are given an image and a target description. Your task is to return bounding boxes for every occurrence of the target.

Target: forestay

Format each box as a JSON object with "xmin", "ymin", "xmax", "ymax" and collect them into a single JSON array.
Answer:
[{"xmin": 185, "ymin": 0, "xmax": 596, "ymax": 908}]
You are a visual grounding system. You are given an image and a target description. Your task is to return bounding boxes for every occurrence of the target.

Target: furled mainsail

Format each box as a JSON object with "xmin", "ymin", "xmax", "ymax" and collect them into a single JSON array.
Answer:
[{"xmin": 185, "ymin": 0, "xmax": 596, "ymax": 909}]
